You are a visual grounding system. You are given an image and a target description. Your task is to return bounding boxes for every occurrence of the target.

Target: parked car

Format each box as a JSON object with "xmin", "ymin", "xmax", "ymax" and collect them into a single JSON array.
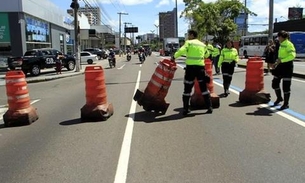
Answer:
[
  {"xmin": 83, "ymin": 48, "xmax": 107, "ymax": 60},
  {"xmin": 80, "ymin": 51, "xmax": 98, "ymax": 64},
  {"xmin": 7, "ymin": 48, "xmax": 76, "ymax": 76}
]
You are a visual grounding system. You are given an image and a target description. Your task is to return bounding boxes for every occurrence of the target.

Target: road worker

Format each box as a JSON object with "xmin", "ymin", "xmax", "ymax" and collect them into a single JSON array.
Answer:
[
  {"xmin": 218, "ymin": 39, "xmax": 239, "ymax": 97},
  {"xmin": 271, "ymin": 30, "xmax": 296, "ymax": 110},
  {"xmin": 212, "ymin": 42, "xmax": 221, "ymax": 75},
  {"xmin": 171, "ymin": 29, "xmax": 213, "ymax": 115},
  {"xmin": 205, "ymin": 41, "xmax": 214, "ymax": 60}
]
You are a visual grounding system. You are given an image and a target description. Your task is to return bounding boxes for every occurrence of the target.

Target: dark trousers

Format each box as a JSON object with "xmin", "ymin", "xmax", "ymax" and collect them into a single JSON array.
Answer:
[
  {"xmin": 212, "ymin": 55, "xmax": 220, "ymax": 74},
  {"xmin": 183, "ymin": 65, "xmax": 211, "ymax": 109},
  {"xmin": 56, "ymin": 62, "xmax": 62, "ymax": 73},
  {"xmin": 272, "ymin": 61, "xmax": 293, "ymax": 105},
  {"xmin": 221, "ymin": 62, "xmax": 236, "ymax": 91}
]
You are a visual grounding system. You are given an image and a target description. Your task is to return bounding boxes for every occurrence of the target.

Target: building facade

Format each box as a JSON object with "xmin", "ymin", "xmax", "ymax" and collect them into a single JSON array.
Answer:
[
  {"xmin": 67, "ymin": 5, "xmax": 101, "ymax": 25},
  {"xmin": 159, "ymin": 8, "xmax": 177, "ymax": 39},
  {"xmin": 0, "ymin": 0, "xmax": 74, "ymax": 58}
]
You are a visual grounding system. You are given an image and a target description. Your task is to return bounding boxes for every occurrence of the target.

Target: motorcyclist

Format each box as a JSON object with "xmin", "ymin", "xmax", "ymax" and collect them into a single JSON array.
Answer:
[
  {"xmin": 138, "ymin": 46, "xmax": 146, "ymax": 60},
  {"xmin": 108, "ymin": 48, "xmax": 116, "ymax": 65}
]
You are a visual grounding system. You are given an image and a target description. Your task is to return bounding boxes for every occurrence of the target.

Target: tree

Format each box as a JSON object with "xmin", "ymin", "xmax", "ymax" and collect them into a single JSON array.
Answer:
[{"xmin": 182, "ymin": 0, "xmax": 256, "ymax": 45}]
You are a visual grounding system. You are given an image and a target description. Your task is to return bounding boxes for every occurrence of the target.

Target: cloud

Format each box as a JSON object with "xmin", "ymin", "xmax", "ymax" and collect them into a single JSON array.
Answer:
[
  {"xmin": 94, "ymin": 0, "xmax": 153, "ymax": 6},
  {"xmin": 156, "ymin": 0, "xmax": 170, "ymax": 8}
]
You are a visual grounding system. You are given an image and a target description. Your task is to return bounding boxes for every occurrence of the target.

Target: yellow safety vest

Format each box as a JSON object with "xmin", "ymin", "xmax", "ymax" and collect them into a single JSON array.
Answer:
[
  {"xmin": 218, "ymin": 48, "xmax": 239, "ymax": 68},
  {"xmin": 212, "ymin": 47, "xmax": 220, "ymax": 57},
  {"xmin": 174, "ymin": 39, "xmax": 209, "ymax": 66},
  {"xmin": 279, "ymin": 39, "xmax": 296, "ymax": 63}
]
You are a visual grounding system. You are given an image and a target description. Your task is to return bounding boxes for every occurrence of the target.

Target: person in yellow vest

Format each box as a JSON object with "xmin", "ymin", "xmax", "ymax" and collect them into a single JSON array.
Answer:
[
  {"xmin": 212, "ymin": 42, "xmax": 221, "ymax": 75},
  {"xmin": 205, "ymin": 41, "xmax": 214, "ymax": 60},
  {"xmin": 171, "ymin": 30, "xmax": 213, "ymax": 115},
  {"xmin": 218, "ymin": 39, "xmax": 239, "ymax": 97},
  {"xmin": 271, "ymin": 30, "xmax": 296, "ymax": 110}
]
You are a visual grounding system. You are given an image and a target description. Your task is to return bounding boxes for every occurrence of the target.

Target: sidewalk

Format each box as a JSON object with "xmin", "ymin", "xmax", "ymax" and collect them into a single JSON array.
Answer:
[
  {"xmin": 0, "ymin": 55, "xmax": 124, "ymax": 83},
  {"xmin": 237, "ymin": 58, "xmax": 305, "ymax": 79}
]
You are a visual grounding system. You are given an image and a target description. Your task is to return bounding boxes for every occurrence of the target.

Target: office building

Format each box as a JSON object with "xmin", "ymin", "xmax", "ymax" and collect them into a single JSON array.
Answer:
[
  {"xmin": 67, "ymin": 5, "xmax": 101, "ymax": 25},
  {"xmin": 159, "ymin": 8, "xmax": 177, "ymax": 39}
]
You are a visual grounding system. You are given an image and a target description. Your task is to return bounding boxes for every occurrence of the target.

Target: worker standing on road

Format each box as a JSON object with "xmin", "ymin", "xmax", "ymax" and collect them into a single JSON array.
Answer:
[
  {"xmin": 212, "ymin": 42, "xmax": 221, "ymax": 75},
  {"xmin": 171, "ymin": 30, "xmax": 213, "ymax": 115},
  {"xmin": 205, "ymin": 41, "xmax": 214, "ymax": 60},
  {"xmin": 218, "ymin": 39, "xmax": 239, "ymax": 97},
  {"xmin": 271, "ymin": 30, "xmax": 296, "ymax": 110}
]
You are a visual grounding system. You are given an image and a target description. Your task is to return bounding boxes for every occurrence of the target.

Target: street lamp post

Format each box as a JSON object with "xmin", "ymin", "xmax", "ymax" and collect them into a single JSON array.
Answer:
[
  {"xmin": 175, "ymin": 0, "xmax": 178, "ymax": 38},
  {"xmin": 268, "ymin": 0, "xmax": 274, "ymax": 40},
  {"xmin": 70, "ymin": 0, "xmax": 80, "ymax": 72},
  {"xmin": 154, "ymin": 24, "xmax": 159, "ymax": 49},
  {"xmin": 117, "ymin": 12, "xmax": 128, "ymax": 51},
  {"xmin": 124, "ymin": 22, "xmax": 131, "ymax": 53}
]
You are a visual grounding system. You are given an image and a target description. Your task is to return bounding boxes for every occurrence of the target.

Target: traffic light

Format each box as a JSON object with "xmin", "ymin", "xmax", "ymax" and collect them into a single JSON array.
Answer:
[{"xmin": 70, "ymin": 0, "xmax": 79, "ymax": 9}]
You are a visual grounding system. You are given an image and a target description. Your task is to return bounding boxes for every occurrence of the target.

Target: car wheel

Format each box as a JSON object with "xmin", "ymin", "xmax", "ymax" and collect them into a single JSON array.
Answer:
[
  {"xmin": 30, "ymin": 65, "xmax": 40, "ymax": 76},
  {"xmin": 87, "ymin": 59, "xmax": 93, "ymax": 64},
  {"xmin": 66, "ymin": 60, "xmax": 76, "ymax": 71}
]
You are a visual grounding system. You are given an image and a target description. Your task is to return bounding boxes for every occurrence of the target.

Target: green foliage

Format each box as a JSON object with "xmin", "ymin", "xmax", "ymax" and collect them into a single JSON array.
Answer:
[{"xmin": 182, "ymin": 0, "xmax": 257, "ymax": 45}]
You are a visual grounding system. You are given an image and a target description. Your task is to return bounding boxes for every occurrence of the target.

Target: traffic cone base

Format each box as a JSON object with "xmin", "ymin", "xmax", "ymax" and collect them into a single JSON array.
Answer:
[
  {"xmin": 3, "ymin": 106, "xmax": 38, "ymax": 127},
  {"xmin": 190, "ymin": 93, "xmax": 219, "ymax": 110},
  {"xmin": 239, "ymin": 90, "xmax": 271, "ymax": 104},
  {"xmin": 81, "ymin": 103, "xmax": 114, "ymax": 122}
]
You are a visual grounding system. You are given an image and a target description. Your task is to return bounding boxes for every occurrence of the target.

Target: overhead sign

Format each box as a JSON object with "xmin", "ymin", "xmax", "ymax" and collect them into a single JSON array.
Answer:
[
  {"xmin": 288, "ymin": 8, "xmax": 303, "ymax": 20},
  {"xmin": 125, "ymin": 27, "xmax": 138, "ymax": 33},
  {"xmin": 0, "ymin": 13, "xmax": 10, "ymax": 43}
]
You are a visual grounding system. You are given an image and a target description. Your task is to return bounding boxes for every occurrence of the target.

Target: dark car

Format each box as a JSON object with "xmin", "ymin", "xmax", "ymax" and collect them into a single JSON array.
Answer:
[
  {"xmin": 8, "ymin": 48, "xmax": 76, "ymax": 76},
  {"xmin": 83, "ymin": 48, "xmax": 107, "ymax": 60}
]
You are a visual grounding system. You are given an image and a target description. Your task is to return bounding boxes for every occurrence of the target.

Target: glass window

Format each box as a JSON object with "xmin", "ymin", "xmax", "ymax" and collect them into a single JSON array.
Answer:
[
  {"xmin": 249, "ymin": 38, "xmax": 254, "ymax": 45},
  {"xmin": 25, "ymin": 14, "xmax": 50, "ymax": 43},
  {"xmin": 261, "ymin": 36, "xmax": 268, "ymax": 45},
  {"xmin": 254, "ymin": 37, "xmax": 260, "ymax": 45},
  {"xmin": 244, "ymin": 38, "xmax": 249, "ymax": 46}
]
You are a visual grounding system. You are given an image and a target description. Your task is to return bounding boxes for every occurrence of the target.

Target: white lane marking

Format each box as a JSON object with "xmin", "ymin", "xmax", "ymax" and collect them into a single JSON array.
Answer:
[
  {"xmin": 292, "ymin": 78, "xmax": 305, "ymax": 83},
  {"xmin": 0, "ymin": 99, "xmax": 40, "ymax": 122},
  {"xmin": 114, "ymin": 71, "xmax": 141, "ymax": 183},
  {"xmin": 260, "ymin": 104, "xmax": 305, "ymax": 127},
  {"xmin": 118, "ymin": 64, "xmax": 126, "ymax": 70}
]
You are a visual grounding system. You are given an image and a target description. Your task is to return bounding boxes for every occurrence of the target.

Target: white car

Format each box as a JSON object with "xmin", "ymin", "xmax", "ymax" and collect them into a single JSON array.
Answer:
[{"xmin": 80, "ymin": 51, "xmax": 98, "ymax": 64}]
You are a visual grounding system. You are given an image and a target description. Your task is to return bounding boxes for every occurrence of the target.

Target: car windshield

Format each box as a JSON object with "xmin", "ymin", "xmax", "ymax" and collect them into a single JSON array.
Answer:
[{"xmin": 24, "ymin": 51, "xmax": 38, "ymax": 56}]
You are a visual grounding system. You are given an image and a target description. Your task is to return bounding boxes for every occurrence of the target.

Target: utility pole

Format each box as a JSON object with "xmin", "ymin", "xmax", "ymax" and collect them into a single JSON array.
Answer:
[
  {"xmin": 175, "ymin": 0, "xmax": 178, "ymax": 38},
  {"xmin": 150, "ymin": 30, "xmax": 155, "ymax": 45},
  {"xmin": 117, "ymin": 12, "xmax": 128, "ymax": 51},
  {"xmin": 268, "ymin": 0, "xmax": 274, "ymax": 40},
  {"xmin": 243, "ymin": 0, "xmax": 247, "ymax": 36},
  {"xmin": 154, "ymin": 24, "xmax": 159, "ymax": 50},
  {"xmin": 124, "ymin": 22, "xmax": 131, "ymax": 53},
  {"xmin": 70, "ymin": 0, "xmax": 80, "ymax": 72}
]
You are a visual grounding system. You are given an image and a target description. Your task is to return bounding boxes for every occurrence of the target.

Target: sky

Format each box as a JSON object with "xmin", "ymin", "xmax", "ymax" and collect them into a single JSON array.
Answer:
[{"xmin": 51, "ymin": 0, "xmax": 305, "ymax": 37}]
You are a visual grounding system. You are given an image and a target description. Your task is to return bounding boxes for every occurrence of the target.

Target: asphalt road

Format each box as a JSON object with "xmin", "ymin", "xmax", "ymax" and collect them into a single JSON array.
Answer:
[{"xmin": 0, "ymin": 53, "xmax": 305, "ymax": 183}]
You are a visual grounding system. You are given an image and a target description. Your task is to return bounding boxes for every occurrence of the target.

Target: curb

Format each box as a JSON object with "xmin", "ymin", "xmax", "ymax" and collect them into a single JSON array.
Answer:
[
  {"xmin": 237, "ymin": 64, "xmax": 305, "ymax": 79},
  {"xmin": 26, "ymin": 71, "xmax": 85, "ymax": 84}
]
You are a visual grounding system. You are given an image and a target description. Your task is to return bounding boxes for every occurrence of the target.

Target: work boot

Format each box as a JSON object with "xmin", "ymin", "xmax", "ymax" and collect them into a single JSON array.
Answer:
[
  {"xmin": 274, "ymin": 89, "xmax": 283, "ymax": 106},
  {"xmin": 182, "ymin": 96, "xmax": 191, "ymax": 116},
  {"xmin": 280, "ymin": 93, "xmax": 290, "ymax": 110},
  {"xmin": 204, "ymin": 95, "xmax": 213, "ymax": 114},
  {"xmin": 223, "ymin": 83, "xmax": 230, "ymax": 97}
]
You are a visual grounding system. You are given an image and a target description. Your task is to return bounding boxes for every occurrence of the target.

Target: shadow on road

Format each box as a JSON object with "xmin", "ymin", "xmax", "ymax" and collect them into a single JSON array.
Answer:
[
  {"xmin": 246, "ymin": 107, "xmax": 274, "ymax": 116},
  {"xmin": 128, "ymin": 107, "xmax": 211, "ymax": 123},
  {"xmin": 59, "ymin": 118, "xmax": 106, "ymax": 126}
]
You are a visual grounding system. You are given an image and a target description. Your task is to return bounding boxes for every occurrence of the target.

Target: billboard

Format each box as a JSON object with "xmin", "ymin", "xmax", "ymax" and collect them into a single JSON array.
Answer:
[
  {"xmin": 288, "ymin": 8, "xmax": 303, "ymax": 20},
  {"xmin": 124, "ymin": 27, "xmax": 138, "ymax": 33},
  {"xmin": 25, "ymin": 14, "xmax": 50, "ymax": 42},
  {"xmin": 0, "ymin": 13, "xmax": 11, "ymax": 43}
]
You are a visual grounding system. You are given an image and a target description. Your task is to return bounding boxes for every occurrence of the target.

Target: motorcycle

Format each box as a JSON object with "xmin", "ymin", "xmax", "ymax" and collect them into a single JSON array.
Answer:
[
  {"xmin": 108, "ymin": 55, "xmax": 116, "ymax": 68},
  {"xmin": 127, "ymin": 53, "xmax": 131, "ymax": 61},
  {"xmin": 139, "ymin": 52, "xmax": 145, "ymax": 63}
]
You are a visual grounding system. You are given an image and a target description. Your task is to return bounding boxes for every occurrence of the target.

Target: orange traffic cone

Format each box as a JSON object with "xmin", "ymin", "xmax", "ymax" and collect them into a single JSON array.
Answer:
[
  {"xmin": 239, "ymin": 57, "xmax": 270, "ymax": 104},
  {"xmin": 81, "ymin": 66, "xmax": 113, "ymax": 121},
  {"xmin": 133, "ymin": 59, "xmax": 177, "ymax": 114},
  {"xmin": 3, "ymin": 70, "xmax": 38, "ymax": 127},
  {"xmin": 190, "ymin": 59, "xmax": 220, "ymax": 109}
]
